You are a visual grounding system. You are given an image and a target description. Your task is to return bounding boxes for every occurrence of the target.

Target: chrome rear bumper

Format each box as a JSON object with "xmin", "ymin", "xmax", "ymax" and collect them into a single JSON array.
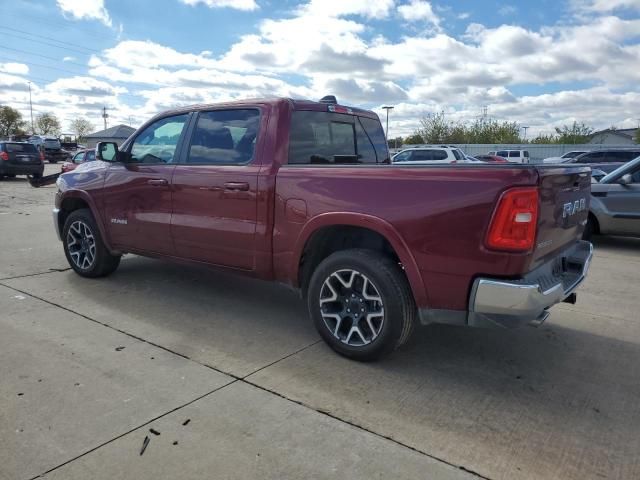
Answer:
[{"xmin": 468, "ymin": 240, "xmax": 593, "ymax": 328}]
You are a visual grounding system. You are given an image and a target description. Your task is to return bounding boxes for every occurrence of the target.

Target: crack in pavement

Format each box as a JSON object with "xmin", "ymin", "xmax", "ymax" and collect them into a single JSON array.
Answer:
[
  {"xmin": 3, "ymin": 282, "xmax": 490, "ymax": 480},
  {"xmin": 27, "ymin": 380, "xmax": 239, "ymax": 480},
  {"xmin": 0, "ymin": 268, "xmax": 70, "ymax": 282}
]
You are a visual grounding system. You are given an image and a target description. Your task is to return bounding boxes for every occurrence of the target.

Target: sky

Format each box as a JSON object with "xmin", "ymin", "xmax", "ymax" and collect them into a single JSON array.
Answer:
[{"xmin": 0, "ymin": 0, "xmax": 639, "ymax": 138}]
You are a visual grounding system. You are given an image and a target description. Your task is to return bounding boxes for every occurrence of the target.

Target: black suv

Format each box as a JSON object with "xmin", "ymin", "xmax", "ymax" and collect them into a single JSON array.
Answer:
[
  {"xmin": 569, "ymin": 149, "xmax": 640, "ymax": 174},
  {"xmin": 0, "ymin": 142, "xmax": 44, "ymax": 179}
]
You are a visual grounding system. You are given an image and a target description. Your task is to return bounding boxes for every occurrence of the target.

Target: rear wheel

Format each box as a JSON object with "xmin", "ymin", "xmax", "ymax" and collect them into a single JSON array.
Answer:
[
  {"xmin": 62, "ymin": 209, "xmax": 121, "ymax": 277},
  {"xmin": 307, "ymin": 249, "xmax": 416, "ymax": 361}
]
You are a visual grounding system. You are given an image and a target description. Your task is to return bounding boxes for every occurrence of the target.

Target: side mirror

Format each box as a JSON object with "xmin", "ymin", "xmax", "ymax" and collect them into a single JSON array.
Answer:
[
  {"xmin": 618, "ymin": 173, "xmax": 633, "ymax": 186},
  {"xmin": 96, "ymin": 142, "xmax": 119, "ymax": 162}
]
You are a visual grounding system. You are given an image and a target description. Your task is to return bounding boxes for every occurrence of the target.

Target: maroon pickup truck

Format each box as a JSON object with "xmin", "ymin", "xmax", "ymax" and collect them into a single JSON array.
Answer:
[{"xmin": 53, "ymin": 97, "xmax": 593, "ymax": 360}]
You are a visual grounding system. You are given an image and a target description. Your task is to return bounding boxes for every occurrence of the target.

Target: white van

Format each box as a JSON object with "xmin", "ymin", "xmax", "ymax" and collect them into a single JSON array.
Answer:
[{"xmin": 488, "ymin": 150, "xmax": 530, "ymax": 164}]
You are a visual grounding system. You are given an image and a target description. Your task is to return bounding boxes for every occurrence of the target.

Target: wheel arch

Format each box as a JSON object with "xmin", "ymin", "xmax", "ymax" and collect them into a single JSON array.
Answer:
[
  {"xmin": 58, "ymin": 191, "xmax": 114, "ymax": 252},
  {"xmin": 292, "ymin": 213, "xmax": 428, "ymax": 307}
]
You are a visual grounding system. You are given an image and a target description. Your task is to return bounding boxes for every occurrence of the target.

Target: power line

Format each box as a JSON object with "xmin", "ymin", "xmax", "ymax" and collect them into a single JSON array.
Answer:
[
  {"xmin": 0, "ymin": 54, "xmax": 87, "ymax": 76},
  {"xmin": 0, "ymin": 26, "xmax": 101, "ymax": 54},
  {"xmin": 0, "ymin": 30, "xmax": 97, "ymax": 56},
  {"xmin": 0, "ymin": 45, "xmax": 90, "ymax": 69},
  {"xmin": 0, "ymin": 11, "xmax": 117, "ymax": 43}
]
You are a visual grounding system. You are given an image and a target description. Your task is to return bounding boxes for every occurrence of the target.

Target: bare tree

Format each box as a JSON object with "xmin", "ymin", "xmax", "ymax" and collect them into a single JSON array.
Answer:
[
  {"xmin": 35, "ymin": 112, "xmax": 61, "ymax": 136},
  {"xmin": 70, "ymin": 117, "xmax": 94, "ymax": 142}
]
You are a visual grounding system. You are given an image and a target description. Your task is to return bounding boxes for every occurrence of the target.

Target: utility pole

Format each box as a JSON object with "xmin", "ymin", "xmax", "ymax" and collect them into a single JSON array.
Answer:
[
  {"xmin": 382, "ymin": 106, "xmax": 394, "ymax": 144},
  {"xmin": 521, "ymin": 126, "xmax": 529, "ymax": 141},
  {"xmin": 27, "ymin": 82, "xmax": 34, "ymax": 134},
  {"xmin": 102, "ymin": 106, "xmax": 109, "ymax": 130}
]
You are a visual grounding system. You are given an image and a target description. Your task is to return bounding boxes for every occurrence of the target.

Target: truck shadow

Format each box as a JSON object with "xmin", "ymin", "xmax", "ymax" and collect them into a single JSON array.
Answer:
[
  {"xmin": 46, "ymin": 254, "xmax": 640, "ymax": 478},
  {"xmin": 591, "ymin": 234, "xmax": 640, "ymax": 255}
]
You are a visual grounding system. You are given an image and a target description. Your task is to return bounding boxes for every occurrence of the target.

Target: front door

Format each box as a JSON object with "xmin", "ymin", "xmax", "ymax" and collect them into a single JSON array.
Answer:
[
  {"xmin": 102, "ymin": 113, "xmax": 190, "ymax": 255},
  {"xmin": 171, "ymin": 108, "xmax": 261, "ymax": 270}
]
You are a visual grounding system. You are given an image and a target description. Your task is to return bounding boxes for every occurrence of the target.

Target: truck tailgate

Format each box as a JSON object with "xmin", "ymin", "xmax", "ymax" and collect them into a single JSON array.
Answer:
[{"xmin": 532, "ymin": 165, "xmax": 591, "ymax": 268}]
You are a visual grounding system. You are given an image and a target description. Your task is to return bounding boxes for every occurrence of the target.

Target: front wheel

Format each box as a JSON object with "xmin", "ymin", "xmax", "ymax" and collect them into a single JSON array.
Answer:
[
  {"xmin": 62, "ymin": 209, "xmax": 121, "ymax": 277},
  {"xmin": 307, "ymin": 249, "xmax": 416, "ymax": 361}
]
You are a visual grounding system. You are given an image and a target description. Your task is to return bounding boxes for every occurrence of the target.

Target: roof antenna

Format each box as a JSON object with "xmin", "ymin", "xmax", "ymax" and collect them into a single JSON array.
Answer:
[{"xmin": 319, "ymin": 95, "xmax": 337, "ymax": 104}]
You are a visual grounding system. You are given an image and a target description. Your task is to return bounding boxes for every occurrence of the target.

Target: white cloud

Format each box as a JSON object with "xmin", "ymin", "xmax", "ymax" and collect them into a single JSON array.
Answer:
[
  {"xmin": 457, "ymin": 12, "xmax": 470, "ymax": 20},
  {"xmin": 62, "ymin": 56, "xmax": 77, "ymax": 62},
  {"xmin": 497, "ymin": 4, "xmax": 516, "ymax": 16},
  {"xmin": 0, "ymin": 63, "xmax": 29, "ymax": 75},
  {"xmin": 56, "ymin": 0, "xmax": 112, "ymax": 26},
  {"xmin": 397, "ymin": 0, "xmax": 440, "ymax": 28},
  {"xmin": 303, "ymin": 0, "xmax": 396, "ymax": 19},
  {"xmin": 2, "ymin": 0, "xmax": 637, "ymax": 138},
  {"xmin": 577, "ymin": 0, "xmax": 640, "ymax": 11},
  {"xmin": 180, "ymin": 0, "xmax": 259, "ymax": 11}
]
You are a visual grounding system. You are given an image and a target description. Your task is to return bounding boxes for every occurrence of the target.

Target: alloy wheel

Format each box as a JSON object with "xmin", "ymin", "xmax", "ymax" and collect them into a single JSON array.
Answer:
[
  {"xmin": 319, "ymin": 269, "xmax": 385, "ymax": 346},
  {"xmin": 66, "ymin": 220, "xmax": 96, "ymax": 270}
]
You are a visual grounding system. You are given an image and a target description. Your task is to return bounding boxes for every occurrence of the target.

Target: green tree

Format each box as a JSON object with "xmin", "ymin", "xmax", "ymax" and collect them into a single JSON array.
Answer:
[
  {"xmin": 418, "ymin": 111, "xmax": 450, "ymax": 143},
  {"xmin": 0, "ymin": 105, "xmax": 25, "ymax": 137},
  {"xmin": 404, "ymin": 133, "xmax": 424, "ymax": 144},
  {"xmin": 635, "ymin": 128, "xmax": 640, "ymax": 144},
  {"xmin": 70, "ymin": 117, "xmax": 94, "ymax": 142},
  {"xmin": 35, "ymin": 112, "xmax": 61, "ymax": 135},
  {"xmin": 530, "ymin": 133, "xmax": 557, "ymax": 144},
  {"xmin": 554, "ymin": 122, "xmax": 593, "ymax": 144}
]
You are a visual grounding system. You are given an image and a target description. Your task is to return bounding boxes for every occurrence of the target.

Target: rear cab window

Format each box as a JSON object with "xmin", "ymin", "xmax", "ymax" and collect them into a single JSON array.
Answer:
[{"xmin": 288, "ymin": 110, "xmax": 388, "ymax": 164}]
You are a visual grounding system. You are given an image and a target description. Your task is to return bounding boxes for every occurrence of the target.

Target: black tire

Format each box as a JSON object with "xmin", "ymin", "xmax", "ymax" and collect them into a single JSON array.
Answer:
[
  {"xmin": 307, "ymin": 249, "xmax": 416, "ymax": 361},
  {"xmin": 6, "ymin": 174, "xmax": 15, "ymax": 178},
  {"xmin": 583, "ymin": 216, "xmax": 595, "ymax": 241},
  {"xmin": 62, "ymin": 208, "xmax": 121, "ymax": 277}
]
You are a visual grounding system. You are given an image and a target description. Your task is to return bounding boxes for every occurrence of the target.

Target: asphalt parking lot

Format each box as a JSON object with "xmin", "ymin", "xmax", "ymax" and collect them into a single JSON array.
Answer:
[{"xmin": 1, "ymin": 164, "xmax": 640, "ymax": 480}]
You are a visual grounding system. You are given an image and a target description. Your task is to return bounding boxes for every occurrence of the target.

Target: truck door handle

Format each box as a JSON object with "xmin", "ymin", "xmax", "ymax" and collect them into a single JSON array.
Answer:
[
  {"xmin": 147, "ymin": 179, "xmax": 168, "ymax": 186},
  {"xmin": 224, "ymin": 182, "xmax": 250, "ymax": 191}
]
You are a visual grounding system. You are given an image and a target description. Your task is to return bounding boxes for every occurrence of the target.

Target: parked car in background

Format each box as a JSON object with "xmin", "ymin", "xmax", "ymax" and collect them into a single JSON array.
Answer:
[
  {"xmin": 567, "ymin": 149, "xmax": 640, "ymax": 175},
  {"xmin": 0, "ymin": 141, "xmax": 44, "ymax": 179},
  {"xmin": 61, "ymin": 149, "xmax": 96, "ymax": 173},
  {"xmin": 475, "ymin": 154, "xmax": 508, "ymax": 163},
  {"xmin": 392, "ymin": 146, "xmax": 466, "ymax": 164},
  {"xmin": 52, "ymin": 96, "xmax": 593, "ymax": 360},
  {"xmin": 543, "ymin": 151, "xmax": 587, "ymax": 164},
  {"xmin": 585, "ymin": 155, "xmax": 640, "ymax": 240},
  {"xmin": 488, "ymin": 150, "xmax": 530, "ymax": 164},
  {"xmin": 28, "ymin": 135, "xmax": 69, "ymax": 163}
]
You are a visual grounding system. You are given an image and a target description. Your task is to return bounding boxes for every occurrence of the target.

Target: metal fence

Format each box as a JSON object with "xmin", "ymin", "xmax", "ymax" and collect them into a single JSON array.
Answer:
[{"xmin": 389, "ymin": 144, "xmax": 633, "ymax": 162}]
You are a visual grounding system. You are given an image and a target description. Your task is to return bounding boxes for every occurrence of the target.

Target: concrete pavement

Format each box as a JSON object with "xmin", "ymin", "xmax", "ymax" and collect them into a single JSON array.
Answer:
[{"xmin": 1, "ymin": 164, "xmax": 639, "ymax": 479}]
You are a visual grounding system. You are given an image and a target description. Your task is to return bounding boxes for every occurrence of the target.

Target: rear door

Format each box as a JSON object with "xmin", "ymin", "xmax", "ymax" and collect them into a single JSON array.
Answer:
[
  {"xmin": 170, "ymin": 108, "xmax": 262, "ymax": 270},
  {"xmin": 102, "ymin": 113, "xmax": 190, "ymax": 256},
  {"xmin": 531, "ymin": 165, "xmax": 592, "ymax": 266}
]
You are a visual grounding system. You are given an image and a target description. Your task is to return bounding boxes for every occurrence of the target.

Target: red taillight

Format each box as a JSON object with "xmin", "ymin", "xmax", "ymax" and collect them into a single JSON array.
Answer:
[
  {"xmin": 0, "ymin": 151, "xmax": 8, "ymax": 161},
  {"xmin": 486, "ymin": 187, "xmax": 539, "ymax": 252},
  {"xmin": 39, "ymin": 151, "xmax": 45, "ymax": 162}
]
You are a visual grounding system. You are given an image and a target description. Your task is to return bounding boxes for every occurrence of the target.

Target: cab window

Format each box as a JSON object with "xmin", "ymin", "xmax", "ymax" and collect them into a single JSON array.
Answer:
[
  {"xmin": 130, "ymin": 114, "xmax": 189, "ymax": 164},
  {"xmin": 185, "ymin": 109, "xmax": 260, "ymax": 165}
]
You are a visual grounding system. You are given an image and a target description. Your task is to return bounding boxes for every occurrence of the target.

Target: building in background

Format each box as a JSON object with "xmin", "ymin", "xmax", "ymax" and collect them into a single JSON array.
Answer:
[
  {"xmin": 84, "ymin": 125, "xmax": 136, "ymax": 148},
  {"xmin": 588, "ymin": 128, "xmax": 638, "ymax": 146}
]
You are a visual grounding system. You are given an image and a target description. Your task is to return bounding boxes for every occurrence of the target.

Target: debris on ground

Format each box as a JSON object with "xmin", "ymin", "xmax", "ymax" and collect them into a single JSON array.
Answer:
[
  {"xmin": 140, "ymin": 436, "xmax": 150, "ymax": 456},
  {"xmin": 182, "ymin": 419, "xmax": 190, "ymax": 426},
  {"xmin": 115, "ymin": 346, "xmax": 125, "ymax": 351},
  {"xmin": 149, "ymin": 428, "xmax": 160, "ymax": 436}
]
